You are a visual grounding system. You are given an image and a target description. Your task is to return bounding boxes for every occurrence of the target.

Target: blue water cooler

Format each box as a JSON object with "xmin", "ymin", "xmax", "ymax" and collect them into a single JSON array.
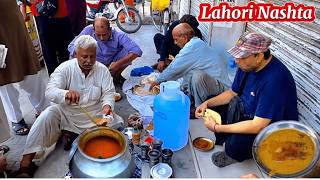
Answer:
[
  {"xmin": 153, "ymin": 81, "xmax": 190, "ymax": 151},
  {"xmin": 227, "ymin": 57, "xmax": 238, "ymax": 83}
]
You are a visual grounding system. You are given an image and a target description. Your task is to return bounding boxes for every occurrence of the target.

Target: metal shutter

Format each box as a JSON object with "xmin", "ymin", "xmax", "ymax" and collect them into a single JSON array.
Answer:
[
  {"xmin": 179, "ymin": 0, "xmax": 191, "ymax": 18},
  {"xmin": 210, "ymin": 0, "xmax": 247, "ymax": 50},
  {"xmin": 247, "ymin": 0, "xmax": 320, "ymax": 132},
  {"xmin": 190, "ymin": 0, "xmax": 213, "ymax": 43}
]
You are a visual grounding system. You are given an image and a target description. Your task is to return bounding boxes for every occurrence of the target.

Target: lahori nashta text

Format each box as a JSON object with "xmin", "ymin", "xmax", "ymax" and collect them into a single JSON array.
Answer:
[{"xmin": 198, "ymin": 2, "xmax": 315, "ymax": 22}]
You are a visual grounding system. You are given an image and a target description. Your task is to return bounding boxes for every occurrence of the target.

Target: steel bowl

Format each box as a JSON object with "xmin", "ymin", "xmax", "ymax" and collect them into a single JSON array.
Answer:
[
  {"xmin": 69, "ymin": 127, "xmax": 135, "ymax": 178},
  {"xmin": 252, "ymin": 121, "xmax": 320, "ymax": 178},
  {"xmin": 93, "ymin": 114, "xmax": 113, "ymax": 126},
  {"xmin": 122, "ymin": 127, "xmax": 134, "ymax": 140}
]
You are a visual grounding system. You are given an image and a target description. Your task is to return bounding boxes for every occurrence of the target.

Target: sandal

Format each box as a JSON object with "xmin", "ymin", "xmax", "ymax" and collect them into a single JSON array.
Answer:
[
  {"xmin": 115, "ymin": 92, "xmax": 122, "ymax": 102},
  {"xmin": 15, "ymin": 162, "xmax": 38, "ymax": 178},
  {"xmin": 0, "ymin": 145, "xmax": 9, "ymax": 155},
  {"xmin": 211, "ymin": 151, "xmax": 238, "ymax": 168},
  {"xmin": 35, "ymin": 111, "xmax": 41, "ymax": 118},
  {"xmin": 62, "ymin": 130, "xmax": 78, "ymax": 151},
  {"xmin": 12, "ymin": 119, "xmax": 29, "ymax": 136}
]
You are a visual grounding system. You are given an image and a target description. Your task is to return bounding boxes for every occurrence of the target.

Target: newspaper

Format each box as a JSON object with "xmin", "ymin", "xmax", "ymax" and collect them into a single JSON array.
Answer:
[{"xmin": 0, "ymin": 44, "xmax": 8, "ymax": 68}]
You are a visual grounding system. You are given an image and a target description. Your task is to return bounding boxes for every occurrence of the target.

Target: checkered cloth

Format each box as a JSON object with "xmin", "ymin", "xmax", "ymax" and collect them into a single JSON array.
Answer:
[{"xmin": 228, "ymin": 33, "xmax": 272, "ymax": 58}]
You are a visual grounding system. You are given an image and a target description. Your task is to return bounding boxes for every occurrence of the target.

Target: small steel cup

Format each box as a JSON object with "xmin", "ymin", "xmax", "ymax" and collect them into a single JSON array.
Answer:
[
  {"xmin": 132, "ymin": 128, "xmax": 141, "ymax": 145},
  {"xmin": 148, "ymin": 149, "xmax": 161, "ymax": 168},
  {"xmin": 162, "ymin": 148, "xmax": 173, "ymax": 165},
  {"xmin": 150, "ymin": 163, "xmax": 173, "ymax": 178},
  {"xmin": 140, "ymin": 142, "xmax": 149, "ymax": 160},
  {"xmin": 152, "ymin": 138, "xmax": 163, "ymax": 151}
]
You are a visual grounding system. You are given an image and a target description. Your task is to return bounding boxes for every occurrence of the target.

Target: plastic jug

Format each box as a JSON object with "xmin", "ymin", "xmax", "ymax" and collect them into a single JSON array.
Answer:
[
  {"xmin": 227, "ymin": 57, "xmax": 238, "ymax": 82},
  {"xmin": 153, "ymin": 81, "xmax": 190, "ymax": 151}
]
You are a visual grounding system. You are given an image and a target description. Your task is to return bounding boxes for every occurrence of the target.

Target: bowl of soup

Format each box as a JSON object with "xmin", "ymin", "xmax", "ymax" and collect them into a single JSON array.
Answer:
[
  {"xmin": 69, "ymin": 127, "xmax": 135, "ymax": 178},
  {"xmin": 252, "ymin": 121, "xmax": 320, "ymax": 178},
  {"xmin": 78, "ymin": 127, "xmax": 127, "ymax": 160}
]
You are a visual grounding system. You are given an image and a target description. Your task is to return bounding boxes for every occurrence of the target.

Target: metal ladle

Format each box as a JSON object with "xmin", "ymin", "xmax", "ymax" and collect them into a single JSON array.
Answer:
[
  {"xmin": 78, "ymin": 105, "xmax": 99, "ymax": 126},
  {"xmin": 79, "ymin": 105, "xmax": 110, "ymax": 126}
]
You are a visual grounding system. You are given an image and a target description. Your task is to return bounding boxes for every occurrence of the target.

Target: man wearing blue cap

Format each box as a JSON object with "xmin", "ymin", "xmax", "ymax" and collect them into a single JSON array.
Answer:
[{"xmin": 195, "ymin": 32, "xmax": 298, "ymax": 167}]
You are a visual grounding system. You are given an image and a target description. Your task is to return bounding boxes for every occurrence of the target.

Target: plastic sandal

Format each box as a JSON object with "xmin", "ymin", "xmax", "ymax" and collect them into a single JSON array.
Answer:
[
  {"xmin": 211, "ymin": 151, "xmax": 238, "ymax": 168},
  {"xmin": 15, "ymin": 162, "xmax": 38, "ymax": 178},
  {"xmin": 0, "ymin": 145, "xmax": 9, "ymax": 155},
  {"xmin": 62, "ymin": 131, "xmax": 79, "ymax": 151},
  {"xmin": 12, "ymin": 119, "xmax": 29, "ymax": 136}
]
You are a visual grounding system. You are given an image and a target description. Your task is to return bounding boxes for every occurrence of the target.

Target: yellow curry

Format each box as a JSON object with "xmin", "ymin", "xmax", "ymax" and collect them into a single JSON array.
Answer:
[{"xmin": 257, "ymin": 128, "xmax": 315, "ymax": 176}]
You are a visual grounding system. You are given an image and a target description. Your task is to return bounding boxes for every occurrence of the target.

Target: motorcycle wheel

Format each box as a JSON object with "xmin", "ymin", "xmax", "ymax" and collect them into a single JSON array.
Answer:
[{"xmin": 115, "ymin": 7, "xmax": 142, "ymax": 33}]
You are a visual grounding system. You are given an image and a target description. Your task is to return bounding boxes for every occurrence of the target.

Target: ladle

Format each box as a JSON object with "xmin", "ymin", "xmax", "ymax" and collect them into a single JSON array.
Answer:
[
  {"xmin": 78, "ymin": 105, "xmax": 98, "ymax": 126},
  {"xmin": 79, "ymin": 105, "xmax": 111, "ymax": 126}
]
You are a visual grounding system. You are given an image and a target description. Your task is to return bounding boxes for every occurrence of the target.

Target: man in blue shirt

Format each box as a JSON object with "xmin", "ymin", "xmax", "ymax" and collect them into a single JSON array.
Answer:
[
  {"xmin": 195, "ymin": 33, "xmax": 298, "ymax": 167},
  {"xmin": 153, "ymin": 15, "xmax": 203, "ymax": 72},
  {"xmin": 68, "ymin": 16, "xmax": 142, "ymax": 83},
  {"xmin": 149, "ymin": 23, "xmax": 229, "ymax": 107}
]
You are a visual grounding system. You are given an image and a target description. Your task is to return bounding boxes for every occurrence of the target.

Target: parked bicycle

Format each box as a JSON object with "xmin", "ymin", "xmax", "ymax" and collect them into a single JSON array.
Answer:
[
  {"xmin": 149, "ymin": 0, "xmax": 174, "ymax": 35},
  {"xmin": 86, "ymin": 0, "xmax": 142, "ymax": 33}
]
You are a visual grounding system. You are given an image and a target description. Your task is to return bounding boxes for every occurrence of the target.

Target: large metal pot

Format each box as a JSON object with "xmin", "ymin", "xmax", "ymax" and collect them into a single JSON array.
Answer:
[
  {"xmin": 252, "ymin": 121, "xmax": 320, "ymax": 178},
  {"xmin": 68, "ymin": 127, "xmax": 135, "ymax": 178}
]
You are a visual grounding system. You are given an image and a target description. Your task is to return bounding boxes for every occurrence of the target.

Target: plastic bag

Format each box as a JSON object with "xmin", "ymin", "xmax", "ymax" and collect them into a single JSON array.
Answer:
[
  {"xmin": 151, "ymin": 0, "xmax": 170, "ymax": 11},
  {"xmin": 130, "ymin": 66, "xmax": 154, "ymax": 77}
]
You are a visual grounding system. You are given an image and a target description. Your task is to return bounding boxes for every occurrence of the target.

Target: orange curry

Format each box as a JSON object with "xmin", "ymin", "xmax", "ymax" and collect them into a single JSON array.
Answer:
[{"xmin": 83, "ymin": 136, "xmax": 122, "ymax": 159}]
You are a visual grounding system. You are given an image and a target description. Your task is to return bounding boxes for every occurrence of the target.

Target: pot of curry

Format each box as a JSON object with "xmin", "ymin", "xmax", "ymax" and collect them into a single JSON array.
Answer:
[
  {"xmin": 68, "ymin": 127, "xmax": 135, "ymax": 178},
  {"xmin": 252, "ymin": 121, "xmax": 320, "ymax": 178}
]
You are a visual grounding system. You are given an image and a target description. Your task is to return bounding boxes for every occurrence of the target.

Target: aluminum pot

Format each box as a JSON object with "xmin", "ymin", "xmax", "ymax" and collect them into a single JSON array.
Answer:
[
  {"xmin": 252, "ymin": 121, "xmax": 320, "ymax": 178},
  {"xmin": 68, "ymin": 127, "xmax": 135, "ymax": 178}
]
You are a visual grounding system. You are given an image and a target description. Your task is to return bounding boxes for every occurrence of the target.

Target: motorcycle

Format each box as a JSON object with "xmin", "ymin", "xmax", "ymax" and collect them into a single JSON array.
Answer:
[{"xmin": 86, "ymin": 0, "xmax": 142, "ymax": 33}]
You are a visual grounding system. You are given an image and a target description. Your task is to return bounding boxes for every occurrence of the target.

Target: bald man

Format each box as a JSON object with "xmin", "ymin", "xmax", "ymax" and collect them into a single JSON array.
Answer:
[
  {"xmin": 149, "ymin": 23, "xmax": 229, "ymax": 117},
  {"xmin": 153, "ymin": 14, "xmax": 203, "ymax": 72},
  {"xmin": 68, "ymin": 16, "xmax": 142, "ymax": 83}
]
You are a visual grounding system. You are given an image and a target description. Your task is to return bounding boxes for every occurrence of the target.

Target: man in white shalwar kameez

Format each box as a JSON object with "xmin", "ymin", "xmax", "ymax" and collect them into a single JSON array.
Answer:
[{"xmin": 16, "ymin": 35, "xmax": 123, "ymax": 178}]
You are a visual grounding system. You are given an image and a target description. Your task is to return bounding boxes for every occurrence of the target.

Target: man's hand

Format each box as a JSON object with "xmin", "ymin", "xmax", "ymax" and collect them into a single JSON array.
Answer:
[
  {"xmin": 65, "ymin": 90, "xmax": 80, "ymax": 105},
  {"xmin": 240, "ymin": 173, "xmax": 259, "ymax": 178},
  {"xmin": 157, "ymin": 61, "xmax": 165, "ymax": 72},
  {"xmin": 109, "ymin": 62, "xmax": 120, "ymax": 76},
  {"xmin": 195, "ymin": 101, "xmax": 208, "ymax": 118},
  {"xmin": 103, "ymin": 105, "xmax": 112, "ymax": 115},
  {"xmin": 148, "ymin": 81, "xmax": 159, "ymax": 91},
  {"xmin": 204, "ymin": 116, "xmax": 217, "ymax": 132},
  {"xmin": 0, "ymin": 156, "xmax": 7, "ymax": 173}
]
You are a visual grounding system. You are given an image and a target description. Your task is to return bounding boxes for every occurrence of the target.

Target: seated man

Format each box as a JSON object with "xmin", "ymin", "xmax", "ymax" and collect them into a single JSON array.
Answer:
[
  {"xmin": 16, "ymin": 35, "xmax": 124, "ymax": 177},
  {"xmin": 195, "ymin": 33, "xmax": 298, "ymax": 167},
  {"xmin": 149, "ymin": 23, "xmax": 229, "ymax": 111},
  {"xmin": 153, "ymin": 14, "xmax": 203, "ymax": 72},
  {"xmin": 68, "ymin": 16, "xmax": 143, "ymax": 83}
]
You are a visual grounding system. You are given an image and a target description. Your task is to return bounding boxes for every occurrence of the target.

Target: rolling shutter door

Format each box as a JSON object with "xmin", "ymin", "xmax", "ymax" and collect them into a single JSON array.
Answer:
[
  {"xmin": 179, "ymin": 0, "xmax": 190, "ymax": 18},
  {"xmin": 190, "ymin": 0, "xmax": 213, "ymax": 43}
]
